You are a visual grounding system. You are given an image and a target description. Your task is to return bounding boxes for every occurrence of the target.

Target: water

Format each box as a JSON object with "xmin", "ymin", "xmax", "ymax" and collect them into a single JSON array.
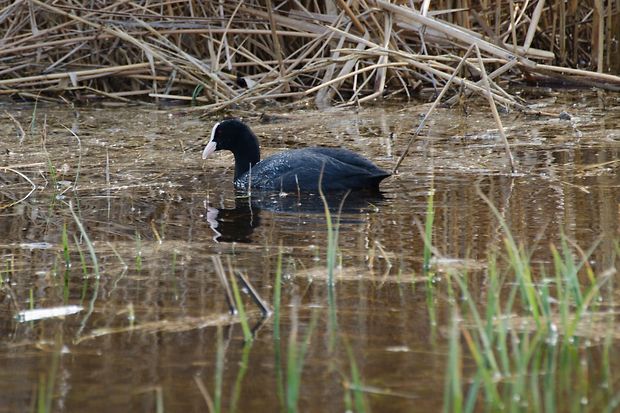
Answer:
[{"xmin": 0, "ymin": 92, "xmax": 618, "ymax": 411}]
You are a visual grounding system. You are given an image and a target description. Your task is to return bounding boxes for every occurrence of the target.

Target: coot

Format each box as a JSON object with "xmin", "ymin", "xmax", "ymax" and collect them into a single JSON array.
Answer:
[{"xmin": 202, "ymin": 119, "xmax": 390, "ymax": 192}]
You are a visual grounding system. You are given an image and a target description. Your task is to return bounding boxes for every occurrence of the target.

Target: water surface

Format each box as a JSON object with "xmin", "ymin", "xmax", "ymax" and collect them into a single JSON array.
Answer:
[{"xmin": 0, "ymin": 93, "xmax": 618, "ymax": 411}]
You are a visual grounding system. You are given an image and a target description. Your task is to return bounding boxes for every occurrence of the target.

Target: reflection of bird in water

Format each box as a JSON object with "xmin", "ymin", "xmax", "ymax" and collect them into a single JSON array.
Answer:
[
  {"xmin": 205, "ymin": 197, "xmax": 259, "ymax": 243},
  {"xmin": 205, "ymin": 192, "xmax": 388, "ymax": 243},
  {"xmin": 205, "ymin": 206, "xmax": 222, "ymax": 240},
  {"xmin": 249, "ymin": 190, "xmax": 387, "ymax": 216}
]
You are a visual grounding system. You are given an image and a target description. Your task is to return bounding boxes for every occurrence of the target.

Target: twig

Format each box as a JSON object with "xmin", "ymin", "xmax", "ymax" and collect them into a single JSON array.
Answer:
[
  {"xmin": 61, "ymin": 125, "xmax": 82, "ymax": 191},
  {"xmin": 211, "ymin": 255, "xmax": 237, "ymax": 315},
  {"xmin": 474, "ymin": 44, "xmax": 516, "ymax": 173},
  {"xmin": 392, "ymin": 44, "xmax": 476, "ymax": 174},
  {"xmin": 4, "ymin": 111, "xmax": 26, "ymax": 143},
  {"xmin": 0, "ymin": 167, "xmax": 37, "ymax": 210},
  {"xmin": 235, "ymin": 271, "xmax": 273, "ymax": 317}
]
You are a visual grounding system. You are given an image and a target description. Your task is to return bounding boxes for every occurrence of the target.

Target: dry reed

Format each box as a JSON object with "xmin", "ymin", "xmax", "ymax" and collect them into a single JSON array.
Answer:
[{"xmin": 0, "ymin": 0, "xmax": 618, "ymax": 112}]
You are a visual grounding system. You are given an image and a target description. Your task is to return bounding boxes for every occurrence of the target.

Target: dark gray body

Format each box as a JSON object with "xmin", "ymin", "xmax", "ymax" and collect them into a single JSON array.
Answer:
[
  {"xmin": 204, "ymin": 119, "xmax": 390, "ymax": 193},
  {"xmin": 234, "ymin": 147, "xmax": 390, "ymax": 192}
]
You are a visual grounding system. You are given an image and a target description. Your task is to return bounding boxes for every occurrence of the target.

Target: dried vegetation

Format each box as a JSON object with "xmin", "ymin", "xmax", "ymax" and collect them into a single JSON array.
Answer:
[{"xmin": 0, "ymin": 0, "xmax": 619, "ymax": 111}]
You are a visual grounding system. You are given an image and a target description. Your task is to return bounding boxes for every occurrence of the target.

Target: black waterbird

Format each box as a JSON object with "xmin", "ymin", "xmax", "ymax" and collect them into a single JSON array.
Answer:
[{"xmin": 202, "ymin": 119, "xmax": 390, "ymax": 192}]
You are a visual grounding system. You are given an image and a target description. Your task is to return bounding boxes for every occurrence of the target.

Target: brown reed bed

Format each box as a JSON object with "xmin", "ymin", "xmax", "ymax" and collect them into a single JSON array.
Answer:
[{"xmin": 0, "ymin": 1, "xmax": 618, "ymax": 112}]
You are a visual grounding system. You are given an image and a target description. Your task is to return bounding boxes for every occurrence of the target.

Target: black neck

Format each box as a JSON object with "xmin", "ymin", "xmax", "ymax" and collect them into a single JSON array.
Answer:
[{"xmin": 232, "ymin": 132, "xmax": 260, "ymax": 180}]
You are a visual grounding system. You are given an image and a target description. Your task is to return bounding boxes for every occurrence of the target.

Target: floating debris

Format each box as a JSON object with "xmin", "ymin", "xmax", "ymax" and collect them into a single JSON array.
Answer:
[
  {"xmin": 15, "ymin": 305, "xmax": 83, "ymax": 322},
  {"xmin": 19, "ymin": 242, "xmax": 55, "ymax": 250}
]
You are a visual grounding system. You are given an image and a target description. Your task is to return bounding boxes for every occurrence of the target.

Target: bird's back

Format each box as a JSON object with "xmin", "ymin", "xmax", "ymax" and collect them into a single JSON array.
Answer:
[{"xmin": 234, "ymin": 148, "xmax": 390, "ymax": 192}]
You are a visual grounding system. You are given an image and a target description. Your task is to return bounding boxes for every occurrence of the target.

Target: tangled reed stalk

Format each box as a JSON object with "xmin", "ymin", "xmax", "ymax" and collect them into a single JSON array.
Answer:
[{"xmin": 0, "ymin": 0, "xmax": 619, "ymax": 112}]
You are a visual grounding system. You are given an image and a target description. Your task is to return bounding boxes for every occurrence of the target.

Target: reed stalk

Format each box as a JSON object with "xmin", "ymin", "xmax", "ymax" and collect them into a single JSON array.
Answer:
[{"xmin": 0, "ymin": 1, "xmax": 616, "ymax": 108}]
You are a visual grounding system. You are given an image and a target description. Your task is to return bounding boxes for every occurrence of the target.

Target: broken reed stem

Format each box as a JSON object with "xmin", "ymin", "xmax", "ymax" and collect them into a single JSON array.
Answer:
[
  {"xmin": 68, "ymin": 200, "xmax": 100, "ymax": 279},
  {"xmin": 305, "ymin": 61, "xmax": 407, "ymax": 95},
  {"xmin": 594, "ymin": 0, "xmax": 604, "ymax": 73},
  {"xmin": 523, "ymin": 0, "xmax": 546, "ymax": 51},
  {"xmin": 336, "ymin": 0, "xmax": 365, "ymax": 33},
  {"xmin": 235, "ymin": 271, "xmax": 272, "ymax": 317},
  {"xmin": 392, "ymin": 44, "xmax": 476, "ymax": 174},
  {"xmin": 228, "ymin": 266, "xmax": 253, "ymax": 342},
  {"xmin": 474, "ymin": 45, "xmax": 516, "ymax": 174},
  {"xmin": 265, "ymin": 0, "xmax": 288, "ymax": 92},
  {"xmin": 211, "ymin": 256, "xmax": 237, "ymax": 315},
  {"xmin": 62, "ymin": 125, "xmax": 82, "ymax": 191},
  {"xmin": 0, "ymin": 63, "xmax": 152, "ymax": 87},
  {"xmin": 193, "ymin": 376, "xmax": 216, "ymax": 413},
  {"xmin": 4, "ymin": 111, "xmax": 26, "ymax": 143},
  {"xmin": 0, "ymin": 167, "xmax": 37, "ymax": 210}
]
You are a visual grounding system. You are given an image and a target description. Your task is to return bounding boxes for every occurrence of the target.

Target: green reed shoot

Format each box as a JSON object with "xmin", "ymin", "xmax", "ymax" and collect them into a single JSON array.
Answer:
[
  {"xmin": 423, "ymin": 188, "xmax": 434, "ymax": 272},
  {"xmin": 72, "ymin": 234, "xmax": 89, "ymax": 300},
  {"xmin": 273, "ymin": 247, "xmax": 285, "ymax": 405},
  {"xmin": 273, "ymin": 247, "xmax": 283, "ymax": 342},
  {"xmin": 478, "ymin": 188, "xmax": 543, "ymax": 325},
  {"xmin": 602, "ymin": 316, "xmax": 614, "ymax": 389},
  {"xmin": 444, "ymin": 232, "xmax": 609, "ymax": 412},
  {"xmin": 37, "ymin": 373, "xmax": 47, "ymax": 413},
  {"xmin": 286, "ymin": 309, "xmax": 318, "ymax": 413},
  {"xmin": 36, "ymin": 334, "xmax": 61, "ymax": 413},
  {"xmin": 443, "ymin": 309, "xmax": 462, "ymax": 413},
  {"xmin": 229, "ymin": 272, "xmax": 252, "ymax": 342},
  {"xmin": 72, "ymin": 233, "xmax": 88, "ymax": 277},
  {"xmin": 62, "ymin": 223, "xmax": 70, "ymax": 302},
  {"xmin": 318, "ymin": 183, "xmax": 348, "ymax": 352},
  {"xmin": 192, "ymin": 84, "xmax": 205, "ymax": 105},
  {"xmin": 69, "ymin": 201, "xmax": 101, "ymax": 336},
  {"xmin": 449, "ymin": 267, "xmax": 505, "ymax": 402},
  {"xmin": 318, "ymin": 191, "xmax": 337, "ymax": 287},
  {"xmin": 601, "ymin": 319, "xmax": 617, "ymax": 412},
  {"xmin": 61, "ymin": 223, "xmax": 70, "ymax": 268},
  {"xmin": 68, "ymin": 201, "xmax": 99, "ymax": 279},
  {"xmin": 286, "ymin": 309, "xmax": 301, "ymax": 413},
  {"xmin": 230, "ymin": 341, "xmax": 253, "ymax": 412},
  {"xmin": 422, "ymin": 189, "xmax": 437, "ymax": 328},
  {"xmin": 550, "ymin": 235, "xmax": 607, "ymax": 341},
  {"xmin": 214, "ymin": 327, "xmax": 224, "ymax": 413},
  {"xmin": 344, "ymin": 341, "xmax": 366, "ymax": 413}
]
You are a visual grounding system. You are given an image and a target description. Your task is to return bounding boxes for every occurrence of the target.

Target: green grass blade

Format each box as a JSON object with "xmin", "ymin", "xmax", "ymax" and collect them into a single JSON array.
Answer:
[{"xmin": 229, "ymin": 272, "xmax": 252, "ymax": 342}]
